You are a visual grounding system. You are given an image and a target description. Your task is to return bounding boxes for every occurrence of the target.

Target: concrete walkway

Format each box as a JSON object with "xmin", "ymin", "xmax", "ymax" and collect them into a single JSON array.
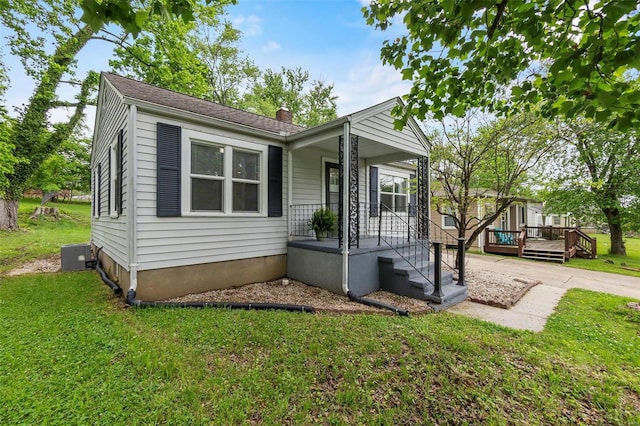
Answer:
[{"xmin": 448, "ymin": 254, "xmax": 640, "ymax": 332}]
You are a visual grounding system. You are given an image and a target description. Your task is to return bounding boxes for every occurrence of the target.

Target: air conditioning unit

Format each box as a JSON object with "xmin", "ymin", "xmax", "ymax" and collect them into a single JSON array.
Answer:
[{"xmin": 60, "ymin": 244, "xmax": 94, "ymax": 271}]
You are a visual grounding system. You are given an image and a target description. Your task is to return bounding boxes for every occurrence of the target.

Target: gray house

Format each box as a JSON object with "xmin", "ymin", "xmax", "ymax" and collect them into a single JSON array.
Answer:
[{"xmin": 92, "ymin": 73, "xmax": 466, "ymax": 308}]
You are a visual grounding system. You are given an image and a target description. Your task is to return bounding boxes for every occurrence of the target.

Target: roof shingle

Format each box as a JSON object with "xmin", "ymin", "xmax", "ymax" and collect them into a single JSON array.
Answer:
[{"xmin": 103, "ymin": 72, "xmax": 305, "ymax": 135}]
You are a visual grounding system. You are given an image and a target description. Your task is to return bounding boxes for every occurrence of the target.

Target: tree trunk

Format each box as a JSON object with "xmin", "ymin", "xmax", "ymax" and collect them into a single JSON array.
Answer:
[
  {"xmin": 604, "ymin": 208, "xmax": 627, "ymax": 255},
  {"xmin": 0, "ymin": 197, "xmax": 19, "ymax": 231}
]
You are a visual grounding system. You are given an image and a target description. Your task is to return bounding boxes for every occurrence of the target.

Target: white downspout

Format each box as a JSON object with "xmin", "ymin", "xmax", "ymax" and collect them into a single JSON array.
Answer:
[
  {"xmin": 128, "ymin": 105, "xmax": 138, "ymax": 292},
  {"xmin": 287, "ymin": 149, "xmax": 293, "ymax": 239},
  {"xmin": 341, "ymin": 120, "xmax": 351, "ymax": 295}
]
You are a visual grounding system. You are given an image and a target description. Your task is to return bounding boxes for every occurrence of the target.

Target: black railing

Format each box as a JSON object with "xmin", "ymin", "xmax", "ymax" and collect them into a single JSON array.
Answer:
[
  {"xmin": 289, "ymin": 202, "xmax": 466, "ymax": 291},
  {"xmin": 289, "ymin": 202, "xmax": 387, "ymax": 241},
  {"xmin": 289, "ymin": 203, "xmax": 339, "ymax": 239},
  {"xmin": 378, "ymin": 204, "xmax": 434, "ymax": 288},
  {"xmin": 379, "ymin": 204, "xmax": 466, "ymax": 292},
  {"xmin": 414, "ymin": 207, "xmax": 466, "ymax": 275}
]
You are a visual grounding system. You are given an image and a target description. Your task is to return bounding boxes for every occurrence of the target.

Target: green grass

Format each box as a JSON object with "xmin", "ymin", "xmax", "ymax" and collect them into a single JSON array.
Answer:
[
  {"xmin": 565, "ymin": 233, "xmax": 640, "ymax": 278},
  {"xmin": 1, "ymin": 274, "xmax": 638, "ymax": 424},
  {"xmin": 0, "ymin": 198, "xmax": 91, "ymax": 273}
]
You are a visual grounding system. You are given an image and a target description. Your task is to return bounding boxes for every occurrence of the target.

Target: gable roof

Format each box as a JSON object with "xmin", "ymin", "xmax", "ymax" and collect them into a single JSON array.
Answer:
[{"xmin": 102, "ymin": 72, "xmax": 305, "ymax": 136}]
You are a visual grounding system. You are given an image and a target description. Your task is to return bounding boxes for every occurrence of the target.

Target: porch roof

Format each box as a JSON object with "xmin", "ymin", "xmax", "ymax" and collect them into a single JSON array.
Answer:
[{"xmin": 287, "ymin": 98, "xmax": 430, "ymax": 163}]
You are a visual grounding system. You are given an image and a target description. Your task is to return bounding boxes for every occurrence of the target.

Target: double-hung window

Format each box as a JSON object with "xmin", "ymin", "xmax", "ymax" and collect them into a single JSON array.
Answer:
[
  {"xmin": 232, "ymin": 150, "xmax": 260, "ymax": 212},
  {"xmin": 185, "ymin": 132, "xmax": 265, "ymax": 215},
  {"xmin": 190, "ymin": 142, "xmax": 225, "ymax": 211},
  {"xmin": 379, "ymin": 173, "xmax": 408, "ymax": 213}
]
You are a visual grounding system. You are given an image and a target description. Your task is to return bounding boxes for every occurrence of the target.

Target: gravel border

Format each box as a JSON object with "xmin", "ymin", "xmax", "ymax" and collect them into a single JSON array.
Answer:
[{"xmin": 5, "ymin": 256, "xmax": 540, "ymax": 313}]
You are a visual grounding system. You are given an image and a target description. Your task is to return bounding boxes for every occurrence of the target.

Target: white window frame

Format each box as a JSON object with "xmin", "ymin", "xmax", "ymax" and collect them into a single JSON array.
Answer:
[
  {"xmin": 441, "ymin": 206, "xmax": 457, "ymax": 229},
  {"xmin": 181, "ymin": 129, "xmax": 268, "ymax": 217},
  {"xmin": 379, "ymin": 171, "xmax": 409, "ymax": 214},
  {"xmin": 93, "ymin": 167, "xmax": 100, "ymax": 219},
  {"xmin": 109, "ymin": 140, "xmax": 119, "ymax": 219}
]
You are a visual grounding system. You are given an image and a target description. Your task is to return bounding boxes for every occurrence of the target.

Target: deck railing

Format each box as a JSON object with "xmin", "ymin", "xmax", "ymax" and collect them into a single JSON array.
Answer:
[
  {"xmin": 567, "ymin": 228, "xmax": 597, "ymax": 259},
  {"xmin": 485, "ymin": 229, "xmax": 521, "ymax": 246},
  {"xmin": 525, "ymin": 226, "xmax": 576, "ymax": 240}
]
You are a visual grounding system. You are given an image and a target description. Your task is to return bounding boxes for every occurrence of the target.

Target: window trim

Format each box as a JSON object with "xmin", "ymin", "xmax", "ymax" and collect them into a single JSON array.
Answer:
[
  {"xmin": 181, "ymin": 130, "xmax": 268, "ymax": 217},
  {"xmin": 378, "ymin": 171, "xmax": 409, "ymax": 214},
  {"xmin": 93, "ymin": 167, "xmax": 100, "ymax": 218},
  {"xmin": 109, "ymin": 139, "xmax": 120, "ymax": 218},
  {"xmin": 441, "ymin": 207, "xmax": 457, "ymax": 229}
]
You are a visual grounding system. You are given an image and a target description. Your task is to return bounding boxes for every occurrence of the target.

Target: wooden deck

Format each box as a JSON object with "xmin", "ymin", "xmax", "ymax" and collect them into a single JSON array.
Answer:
[{"xmin": 483, "ymin": 227, "xmax": 597, "ymax": 263}]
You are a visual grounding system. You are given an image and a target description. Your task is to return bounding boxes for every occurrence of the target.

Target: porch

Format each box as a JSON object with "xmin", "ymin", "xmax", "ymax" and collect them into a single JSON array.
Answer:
[
  {"xmin": 287, "ymin": 202, "xmax": 468, "ymax": 309},
  {"xmin": 284, "ymin": 98, "xmax": 468, "ymax": 309},
  {"xmin": 483, "ymin": 226, "xmax": 597, "ymax": 263}
]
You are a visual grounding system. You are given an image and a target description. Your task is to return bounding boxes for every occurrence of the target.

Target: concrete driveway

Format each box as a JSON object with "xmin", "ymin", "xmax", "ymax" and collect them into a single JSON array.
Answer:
[{"xmin": 448, "ymin": 254, "xmax": 640, "ymax": 332}]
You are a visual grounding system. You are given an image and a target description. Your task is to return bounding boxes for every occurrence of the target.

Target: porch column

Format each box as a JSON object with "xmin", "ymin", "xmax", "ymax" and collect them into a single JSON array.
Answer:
[
  {"xmin": 339, "ymin": 134, "xmax": 359, "ymax": 248},
  {"xmin": 417, "ymin": 155, "xmax": 429, "ymax": 239}
]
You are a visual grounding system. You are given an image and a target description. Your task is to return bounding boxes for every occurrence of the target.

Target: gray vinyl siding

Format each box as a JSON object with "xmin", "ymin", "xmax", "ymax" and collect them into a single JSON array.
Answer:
[
  {"xmin": 134, "ymin": 111, "xmax": 288, "ymax": 271},
  {"xmin": 352, "ymin": 111, "xmax": 427, "ymax": 156},
  {"xmin": 91, "ymin": 81, "xmax": 129, "ymax": 268},
  {"xmin": 291, "ymin": 147, "xmax": 323, "ymax": 205},
  {"xmin": 291, "ymin": 148, "xmax": 367, "ymax": 206}
]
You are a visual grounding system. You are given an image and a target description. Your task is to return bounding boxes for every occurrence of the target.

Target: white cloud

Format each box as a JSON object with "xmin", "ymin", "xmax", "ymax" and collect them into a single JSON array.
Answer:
[
  {"xmin": 232, "ymin": 14, "xmax": 262, "ymax": 37},
  {"xmin": 262, "ymin": 41, "xmax": 281, "ymax": 53},
  {"xmin": 333, "ymin": 50, "xmax": 412, "ymax": 115}
]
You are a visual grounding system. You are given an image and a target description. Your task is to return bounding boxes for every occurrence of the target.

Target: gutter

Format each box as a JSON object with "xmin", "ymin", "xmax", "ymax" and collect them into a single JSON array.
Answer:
[{"xmin": 122, "ymin": 97, "xmax": 289, "ymax": 143}]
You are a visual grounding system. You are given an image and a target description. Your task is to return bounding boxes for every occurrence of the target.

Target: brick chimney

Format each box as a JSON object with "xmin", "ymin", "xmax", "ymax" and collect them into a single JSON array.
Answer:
[{"xmin": 276, "ymin": 106, "xmax": 293, "ymax": 124}]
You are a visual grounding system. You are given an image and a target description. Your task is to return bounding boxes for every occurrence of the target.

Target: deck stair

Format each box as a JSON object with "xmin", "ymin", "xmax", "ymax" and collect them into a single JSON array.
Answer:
[
  {"xmin": 378, "ymin": 253, "xmax": 467, "ymax": 311},
  {"xmin": 521, "ymin": 247, "xmax": 565, "ymax": 263}
]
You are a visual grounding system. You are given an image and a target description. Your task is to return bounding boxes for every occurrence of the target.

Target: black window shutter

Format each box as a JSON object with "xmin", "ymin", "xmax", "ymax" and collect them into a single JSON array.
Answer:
[
  {"xmin": 107, "ymin": 150, "xmax": 111, "ymax": 214},
  {"xmin": 91, "ymin": 170, "xmax": 99, "ymax": 216},
  {"xmin": 409, "ymin": 173, "xmax": 417, "ymax": 217},
  {"xmin": 267, "ymin": 145, "xmax": 283, "ymax": 217},
  {"xmin": 97, "ymin": 163, "xmax": 102, "ymax": 216},
  {"xmin": 369, "ymin": 166, "xmax": 378, "ymax": 217},
  {"xmin": 156, "ymin": 123, "xmax": 181, "ymax": 217},
  {"xmin": 116, "ymin": 129, "xmax": 124, "ymax": 214}
]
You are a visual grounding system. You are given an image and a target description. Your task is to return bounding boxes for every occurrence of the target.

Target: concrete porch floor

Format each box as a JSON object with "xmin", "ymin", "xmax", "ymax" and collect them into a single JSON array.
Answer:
[{"xmin": 288, "ymin": 237, "xmax": 422, "ymax": 254}]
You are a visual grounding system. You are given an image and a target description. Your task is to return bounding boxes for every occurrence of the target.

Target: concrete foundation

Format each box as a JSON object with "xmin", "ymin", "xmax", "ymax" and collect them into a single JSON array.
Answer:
[
  {"xmin": 136, "ymin": 255, "xmax": 287, "ymax": 301},
  {"xmin": 287, "ymin": 238, "xmax": 395, "ymax": 297},
  {"xmin": 91, "ymin": 245, "xmax": 287, "ymax": 301}
]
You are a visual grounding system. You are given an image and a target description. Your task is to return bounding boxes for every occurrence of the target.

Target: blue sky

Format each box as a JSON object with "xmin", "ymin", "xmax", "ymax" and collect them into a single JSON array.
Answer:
[
  {"xmin": 2, "ymin": 0, "xmax": 409, "ymax": 132},
  {"xmin": 229, "ymin": 0, "xmax": 409, "ymax": 115}
]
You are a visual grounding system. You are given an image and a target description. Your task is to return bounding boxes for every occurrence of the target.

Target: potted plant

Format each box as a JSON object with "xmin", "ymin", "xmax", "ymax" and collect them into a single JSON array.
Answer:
[{"xmin": 309, "ymin": 207, "xmax": 338, "ymax": 241}]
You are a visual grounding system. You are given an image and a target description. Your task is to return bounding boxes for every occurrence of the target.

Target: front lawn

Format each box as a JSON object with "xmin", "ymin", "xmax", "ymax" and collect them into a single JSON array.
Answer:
[{"xmin": 1, "ymin": 272, "xmax": 638, "ymax": 424}]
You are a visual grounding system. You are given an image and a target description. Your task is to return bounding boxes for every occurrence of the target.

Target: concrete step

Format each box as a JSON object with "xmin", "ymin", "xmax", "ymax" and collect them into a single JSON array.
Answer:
[
  {"xmin": 378, "ymin": 255, "xmax": 466, "ymax": 309},
  {"xmin": 423, "ymin": 284, "xmax": 469, "ymax": 312}
]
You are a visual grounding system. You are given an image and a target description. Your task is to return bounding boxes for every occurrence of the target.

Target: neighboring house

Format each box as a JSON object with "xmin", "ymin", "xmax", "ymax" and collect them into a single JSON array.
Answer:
[
  {"xmin": 430, "ymin": 192, "xmax": 546, "ymax": 250},
  {"xmin": 92, "ymin": 73, "xmax": 465, "ymax": 306}
]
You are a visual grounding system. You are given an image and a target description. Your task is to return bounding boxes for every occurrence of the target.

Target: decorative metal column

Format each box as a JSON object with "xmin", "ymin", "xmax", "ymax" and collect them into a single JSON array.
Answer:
[
  {"xmin": 349, "ymin": 134, "xmax": 359, "ymax": 248},
  {"xmin": 417, "ymin": 155, "xmax": 429, "ymax": 240},
  {"xmin": 338, "ymin": 134, "xmax": 360, "ymax": 248}
]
